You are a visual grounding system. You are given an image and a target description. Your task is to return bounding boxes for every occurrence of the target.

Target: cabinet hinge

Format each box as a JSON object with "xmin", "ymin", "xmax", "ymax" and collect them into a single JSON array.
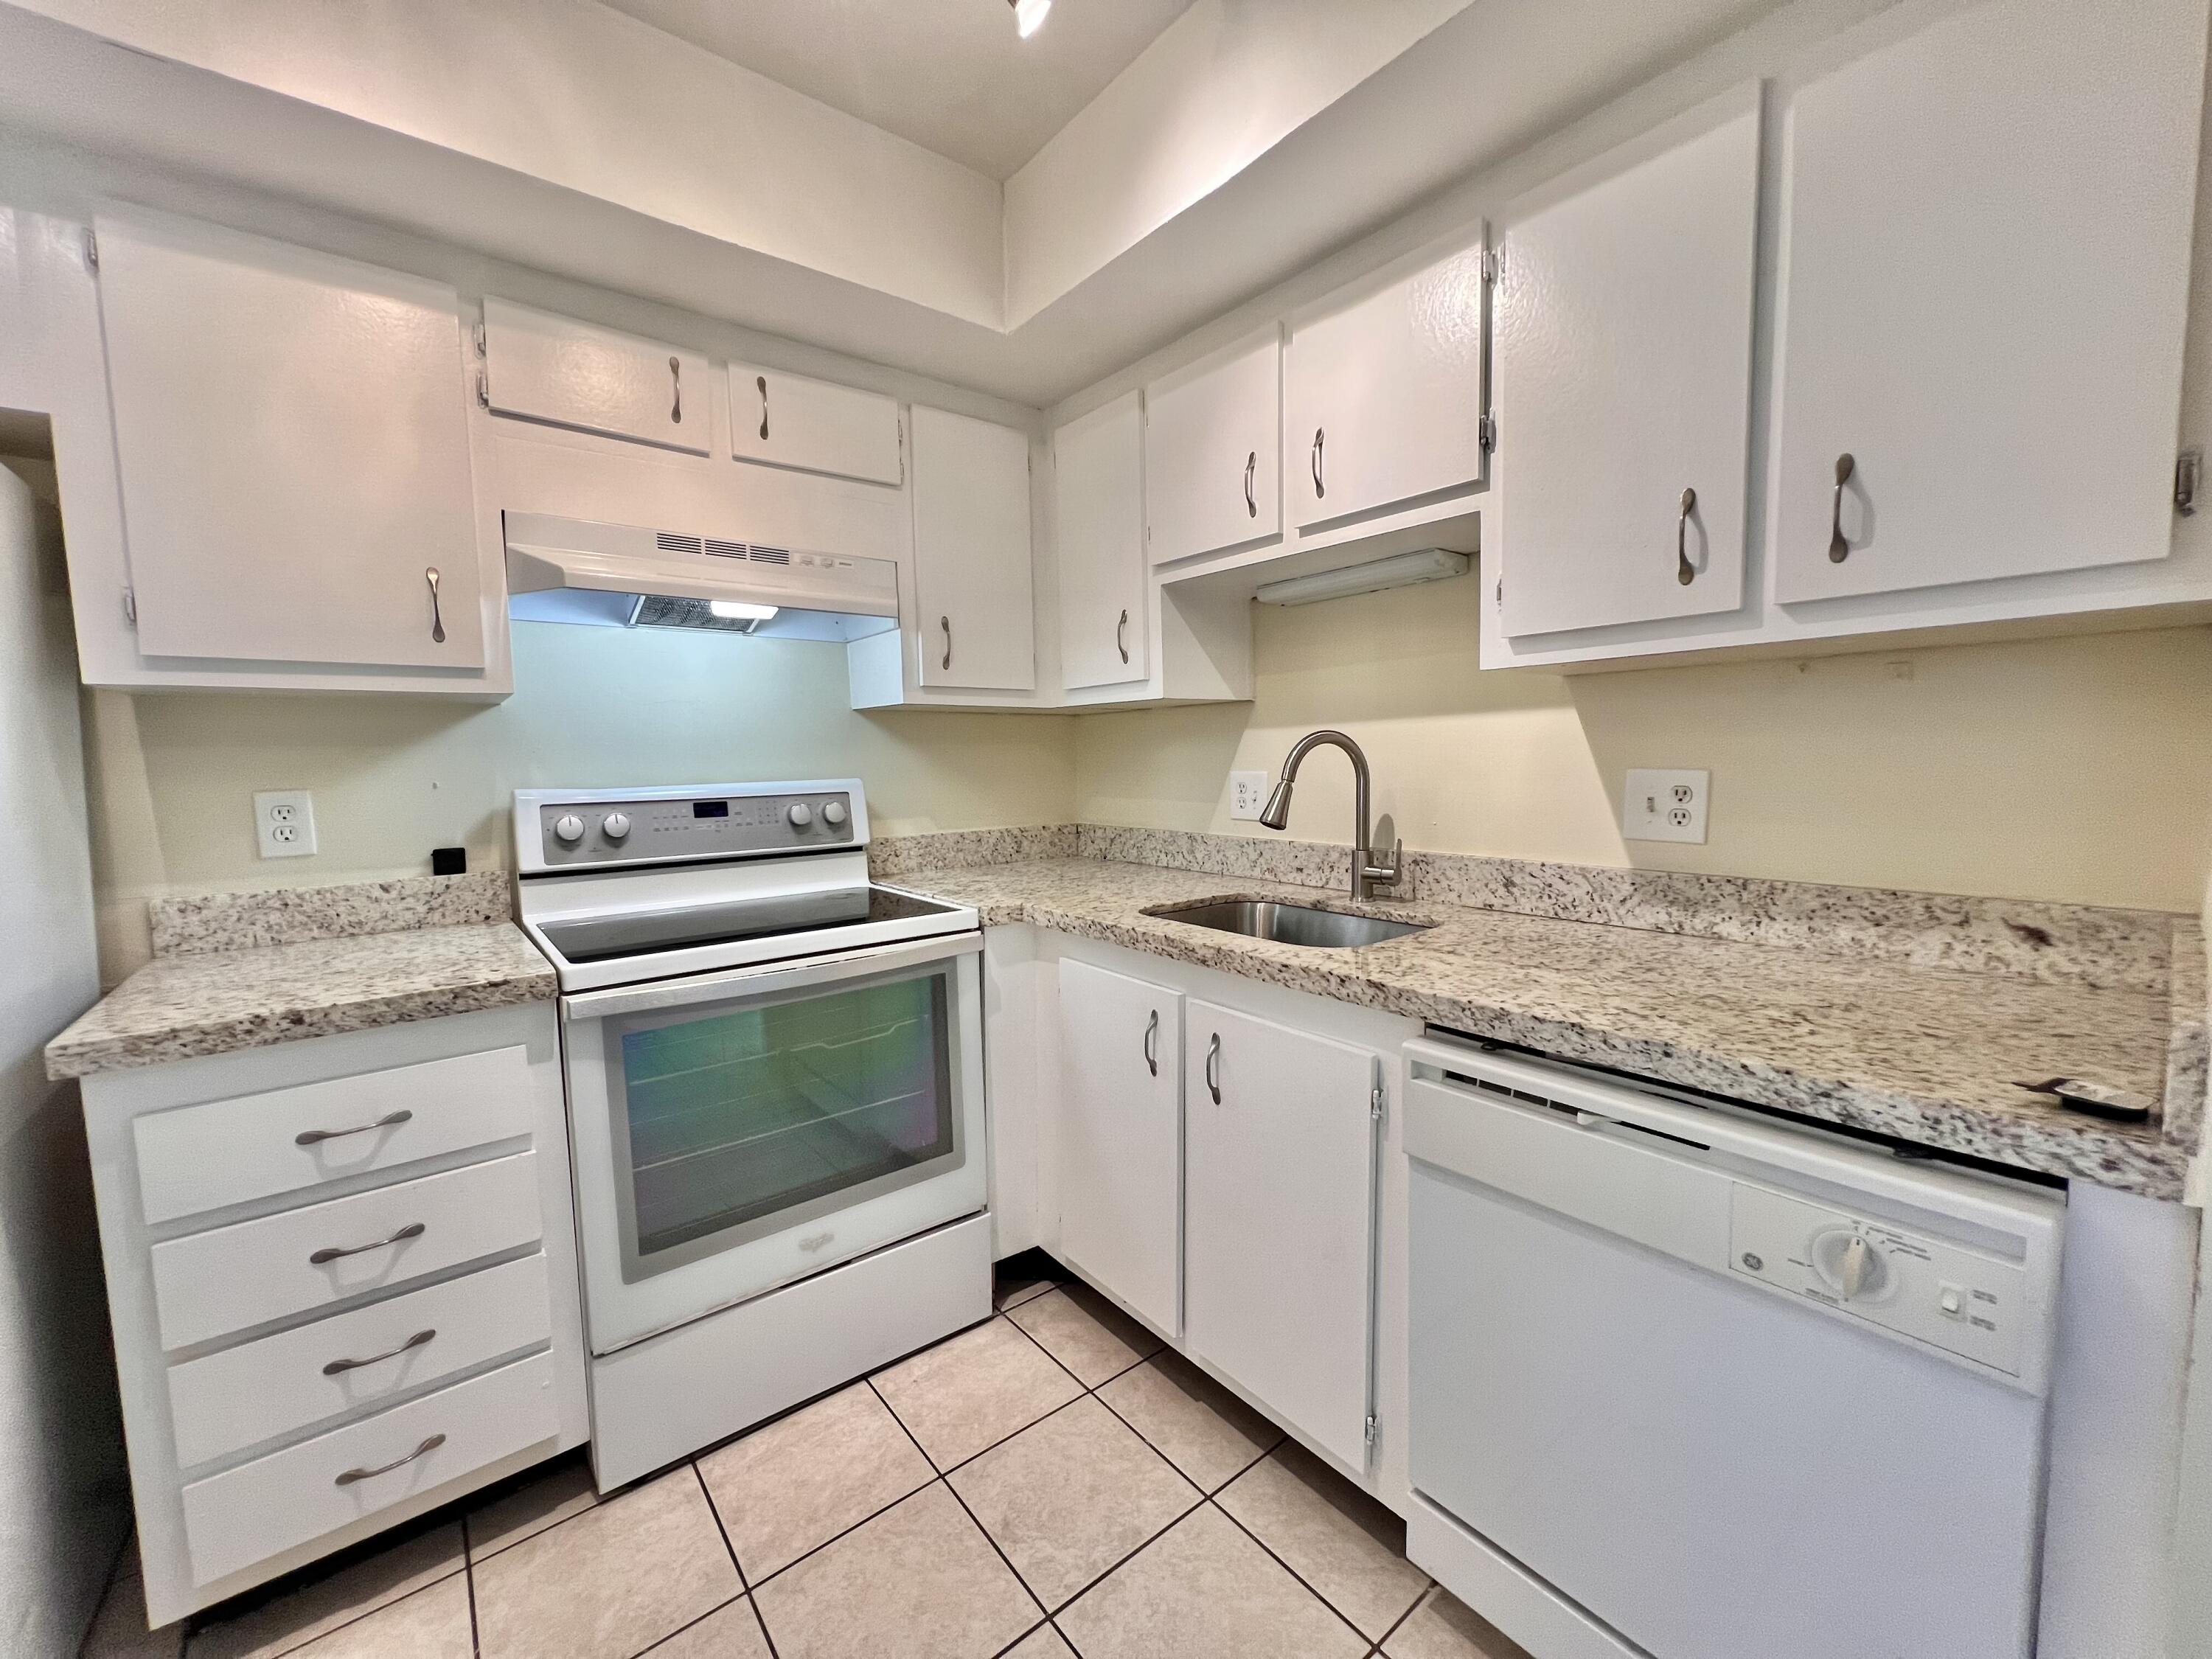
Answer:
[
  {"xmin": 1495, "ymin": 575, "xmax": 1503, "ymax": 603},
  {"xmin": 1363, "ymin": 1414, "xmax": 1378, "ymax": 1447},
  {"xmin": 1370, "ymin": 1083, "xmax": 1385, "ymax": 1125},
  {"xmin": 475, "ymin": 369, "xmax": 490, "ymax": 410},
  {"xmin": 121, "ymin": 586, "xmax": 136, "ymax": 627},
  {"xmin": 472, "ymin": 319, "xmax": 487, "ymax": 358},
  {"xmin": 83, "ymin": 227, "xmax": 98, "ymax": 272},
  {"xmin": 1478, "ymin": 413, "xmax": 1497, "ymax": 454},
  {"xmin": 1481, "ymin": 247, "xmax": 1499, "ymax": 283},
  {"xmin": 2178, "ymin": 448, "xmax": 2202, "ymax": 517}
]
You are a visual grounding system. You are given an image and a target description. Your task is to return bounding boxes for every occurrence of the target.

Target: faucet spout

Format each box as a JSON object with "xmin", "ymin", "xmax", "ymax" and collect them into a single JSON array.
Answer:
[{"xmin": 1258, "ymin": 730, "xmax": 1402, "ymax": 901}]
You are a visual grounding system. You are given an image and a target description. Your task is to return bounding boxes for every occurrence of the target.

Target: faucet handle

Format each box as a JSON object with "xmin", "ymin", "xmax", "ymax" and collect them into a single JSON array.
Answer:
[{"xmin": 1360, "ymin": 838, "xmax": 1408, "ymax": 896}]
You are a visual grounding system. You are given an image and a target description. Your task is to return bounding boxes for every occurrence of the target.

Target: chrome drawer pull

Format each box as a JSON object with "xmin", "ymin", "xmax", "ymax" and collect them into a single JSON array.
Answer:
[
  {"xmin": 424, "ymin": 568, "xmax": 445, "ymax": 645},
  {"xmin": 296, "ymin": 1110, "xmax": 413, "ymax": 1147},
  {"xmin": 1143, "ymin": 1009, "xmax": 1159, "ymax": 1077},
  {"xmin": 669, "ymin": 356, "xmax": 683, "ymax": 425},
  {"xmin": 1828, "ymin": 453, "xmax": 1855, "ymax": 563},
  {"xmin": 1677, "ymin": 487, "xmax": 1697, "ymax": 586},
  {"xmin": 1206, "ymin": 1032, "xmax": 1222, "ymax": 1104},
  {"xmin": 1117, "ymin": 607, "xmax": 1130, "ymax": 664},
  {"xmin": 323, "ymin": 1329, "xmax": 437, "ymax": 1376},
  {"xmin": 940, "ymin": 614, "xmax": 953, "ymax": 671},
  {"xmin": 1244, "ymin": 450, "xmax": 1257, "ymax": 517},
  {"xmin": 310, "ymin": 1222, "xmax": 425, "ymax": 1265},
  {"xmin": 1310, "ymin": 428, "xmax": 1326, "ymax": 499},
  {"xmin": 334, "ymin": 1433, "xmax": 445, "ymax": 1486}
]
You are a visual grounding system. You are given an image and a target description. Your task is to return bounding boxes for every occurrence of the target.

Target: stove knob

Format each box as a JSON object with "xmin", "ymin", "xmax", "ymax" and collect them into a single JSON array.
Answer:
[
  {"xmin": 822, "ymin": 801, "xmax": 849, "ymax": 827},
  {"xmin": 787, "ymin": 803, "xmax": 814, "ymax": 829},
  {"xmin": 553, "ymin": 813, "xmax": 586, "ymax": 845},
  {"xmin": 602, "ymin": 812, "xmax": 632, "ymax": 841}
]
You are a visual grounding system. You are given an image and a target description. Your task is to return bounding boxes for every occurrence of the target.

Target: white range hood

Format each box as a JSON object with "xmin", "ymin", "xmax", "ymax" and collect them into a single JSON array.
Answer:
[{"xmin": 505, "ymin": 512, "xmax": 900, "ymax": 642}]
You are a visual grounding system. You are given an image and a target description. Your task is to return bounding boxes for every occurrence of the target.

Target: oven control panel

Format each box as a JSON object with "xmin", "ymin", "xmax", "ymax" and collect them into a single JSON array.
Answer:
[{"xmin": 519, "ymin": 784, "xmax": 862, "ymax": 871}]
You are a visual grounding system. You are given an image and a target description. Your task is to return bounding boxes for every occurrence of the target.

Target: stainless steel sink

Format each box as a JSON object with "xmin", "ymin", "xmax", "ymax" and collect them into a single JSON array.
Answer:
[{"xmin": 1150, "ymin": 899, "xmax": 1430, "ymax": 949}]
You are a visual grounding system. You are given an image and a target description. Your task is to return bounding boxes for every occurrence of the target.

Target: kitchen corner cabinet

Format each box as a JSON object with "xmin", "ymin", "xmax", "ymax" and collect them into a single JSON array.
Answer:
[
  {"xmin": 1054, "ymin": 961, "xmax": 1182, "ymax": 1335},
  {"xmin": 1184, "ymin": 1000, "xmax": 1380, "ymax": 1471},
  {"xmin": 729, "ymin": 362, "xmax": 903, "ymax": 485},
  {"xmin": 1144, "ymin": 333, "xmax": 1282, "ymax": 566},
  {"xmin": 910, "ymin": 406, "xmax": 1037, "ymax": 692},
  {"xmin": 1288, "ymin": 238, "xmax": 1489, "ymax": 531},
  {"xmin": 1494, "ymin": 89, "xmax": 1761, "ymax": 638},
  {"xmin": 90, "ymin": 213, "xmax": 498, "ymax": 687},
  {"xmin": 480, "ymin": 298, "xmax": 709, "ymax": 456},
  {"xmin": 1769, "ymin": 0, "xmax": 2205, "ymax": 605},
  {"xmin": 1054, "ymin": 394, "xmax": 1149, "ymax": 692}
]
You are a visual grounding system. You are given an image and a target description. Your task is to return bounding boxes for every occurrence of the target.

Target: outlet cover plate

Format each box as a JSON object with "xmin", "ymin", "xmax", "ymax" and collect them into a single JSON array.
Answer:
[
  {"xmin": 1229, "ymin": 771, "xmax": 1270, "ymax": 821},
  {"xmin": 1623, "ymin": 768, "xmax": 1708, "ymax": 844},
  {"xmin": 254, "ymin": 789, "xmax": 318, "ymax": 859}
]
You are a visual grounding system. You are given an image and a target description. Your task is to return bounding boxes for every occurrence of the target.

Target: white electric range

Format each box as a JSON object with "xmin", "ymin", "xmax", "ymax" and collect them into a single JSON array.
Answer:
[{"xmin": 514, "ymin": 781, "xmax": 992, "ymax": 1489}]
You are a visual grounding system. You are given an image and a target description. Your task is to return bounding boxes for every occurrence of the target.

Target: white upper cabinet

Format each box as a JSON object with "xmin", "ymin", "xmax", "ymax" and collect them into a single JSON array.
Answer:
[
  {"xmin": 94, "ymin": 214, "xmax": 486, "ymax": 672},
  {"xmin": 1144, "ymin": 333, "xmax": 1281, "ymax": 565},
  {"xmin": 1495, "ymin": 91, "xmax": 1762, "ymax": 638},
  {"xmin": 480, "ymin": 297, "xmax": 709, "ymax": 456},
  {"xmin": 1288, "ymin": 239, "xmax": 1489, "ymax": 530},
  {"xmin": 729, "ymin": 363, "xmax": 903, "ymax": 485},
  {"xmin": 1770, "ymin": 0, "xmax": 2206, "ymax": 603},
  {"xmin": 910, "ymin": 406, "xmax": 1036, "ymax": 692},
  {"xmin": 1055, "ymin": 393, "xmax": 1148, "ymax": 692}
]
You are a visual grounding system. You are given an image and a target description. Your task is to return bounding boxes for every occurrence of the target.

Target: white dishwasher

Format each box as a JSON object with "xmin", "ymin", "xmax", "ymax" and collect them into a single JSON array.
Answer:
[{"xmin": 1401, "ymin": 1034, "xmax": 2065, "ymax": 1659}]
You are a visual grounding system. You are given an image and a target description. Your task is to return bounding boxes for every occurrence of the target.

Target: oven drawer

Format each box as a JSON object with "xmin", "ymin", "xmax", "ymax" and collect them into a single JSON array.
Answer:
[
  {"xmin": 166, "ymin": 1253, "xmax": 553, "ymax": 1469},
  {"xmin": 180, "ymin": 1349, "xmax": 558, "ymax": 1586},
  {"xmin": 132, "ymin": 1044, "xmax": 533, "ymax": 1225},
  {"xmin": 150, "ymin": 1152, "xmax": 542, "ymax": 1351}
]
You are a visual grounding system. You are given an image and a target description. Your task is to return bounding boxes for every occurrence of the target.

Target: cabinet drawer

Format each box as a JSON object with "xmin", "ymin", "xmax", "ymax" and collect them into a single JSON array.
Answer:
[
  {"xmin": 133, "ymin": 1045, "xmax": 533, "ymax": 1225},
  {"xmin": 729, "ymin": 362, "xmax": 902, "ymax": 484},
  {"xmin": 167, "ymin": 1254, "xmax": 552, "ymax": 1470},
  {"xmin": 150, "ymin": 1152, "xmax": 542, "ymax": 1351},
  {"xmin": 481, "ymin": 297, "xmax": 710, "ymax": 455},
  {"xmin": 181, "ymin": 1350, "xmax": 557, "ymax": 1587}
]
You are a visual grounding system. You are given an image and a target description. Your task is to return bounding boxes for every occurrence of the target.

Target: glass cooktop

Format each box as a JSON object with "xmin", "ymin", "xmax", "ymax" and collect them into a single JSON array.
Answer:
[{"xmin": 540, "ymin": 885, "xmax": 964, "ymax": 965}]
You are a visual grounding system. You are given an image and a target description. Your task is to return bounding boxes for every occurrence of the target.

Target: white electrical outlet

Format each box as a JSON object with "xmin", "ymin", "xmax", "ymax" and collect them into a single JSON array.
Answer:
[
  {"xmin": 1228, "ymin": 771, "xmax": 1270, "ymax": 821},
  {"xmin": 254, "ymin": 790, "xmax": 319, "ymax": 859},
  {"xmin": 1623, "ymin": 768, "xmax": 1709, "ymax": 844}
]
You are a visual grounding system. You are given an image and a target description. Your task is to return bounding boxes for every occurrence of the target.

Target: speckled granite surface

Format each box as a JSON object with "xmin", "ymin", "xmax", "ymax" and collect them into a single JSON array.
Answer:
[
  {"xmin": 890, "ymin": 856, "xmax": 2194, "ymax": 1198},
  {"xmin": 2167, "ymin": 918, "xmax": 2210, "ymax": 1152},
  {"xmin": 869, "ymin": 826, "xmax": 1079, "ymax": 877},
  {"xmin": 148, "ymin": 872, "xmax": 511, "ymax": 956}
]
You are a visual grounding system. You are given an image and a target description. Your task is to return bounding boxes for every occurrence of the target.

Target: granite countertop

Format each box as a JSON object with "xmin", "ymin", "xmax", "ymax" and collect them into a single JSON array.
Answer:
[
  {"xmin": 890, "ymin": 855, "xmax": 2194, "ymax": 1198},
  {"xmin": 46, "ymin": 902, "xmax": 553, "ymax": 1082}
]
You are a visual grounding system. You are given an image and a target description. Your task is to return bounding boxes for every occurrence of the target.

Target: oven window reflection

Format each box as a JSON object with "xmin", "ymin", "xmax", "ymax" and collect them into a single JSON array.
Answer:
[{"xmin": 617, "ymin": 971, "xmax": 955, "ymax": 1259}]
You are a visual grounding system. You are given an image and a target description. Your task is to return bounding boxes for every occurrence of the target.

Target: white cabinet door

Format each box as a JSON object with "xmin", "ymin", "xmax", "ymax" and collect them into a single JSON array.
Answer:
[
  {"xmin": 481, "ymin": 297, "xmax": 709, "ymax": 456},
  {"xmin": 1288, "ymin": 240, "xmax": 1489, "ymax": 529},
  {"xmin": 1144, "ymin": 333, "xmax": 1281, "ymax": 565},
  {"xmin": 1055, "ymin": 960, "xmax": 1181, "ymax": 1335},
  {"xmin": 1055, "ymin": 394, "xmax": 1148, "ymax": 692},
  {"xmin": 730, "ymin": 363, "xmax": 903, "ymax": 485},
  {"xmin": 94, "ymin": 215, "xmax": 484, "ymax": 669},
  {"xmin": 1770, "ymin": 0, "xmax": 2206, "ymax": 603},
  {"xmin": 1183, "ymin": 1000, "xmax": 1377, "ymax": 1470},
  {"xmin": 1497, "ymin": 91, "xmax": 1761, "ymax": 637},
  {"xmin": 911, "ymin": 406, "xmax": 1036, "ymax": 692}
]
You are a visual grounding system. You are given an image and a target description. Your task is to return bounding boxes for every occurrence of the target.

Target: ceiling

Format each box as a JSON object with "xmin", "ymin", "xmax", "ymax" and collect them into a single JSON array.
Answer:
[{"xmin": 598, "ymin": 0, "xmax": 1197, "ymax": 180}]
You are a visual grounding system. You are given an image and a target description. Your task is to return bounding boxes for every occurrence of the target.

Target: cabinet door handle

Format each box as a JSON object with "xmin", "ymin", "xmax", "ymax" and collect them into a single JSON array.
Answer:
[
  {"xmin": 296, "ymin": 1109, "xmax": 412, "ymax": 1147},
  {"xmin": 1829, "ymin": 453, "xmax": 1855, "ymax": 563},
  {"xmin": 1310, "ymin": 429, "xmax": 1326, "ymax": 499},
  {"xmin": 1244, "ymin": 451, "xmax": 1257, "ymax": 518},
  {"xmin": 424, "ymin": 568, "xmax": 445, "ymax": 645},
  {"xmin": 669, "ymin": 357, "xmax": 683, "ymax": 425},
  {"xmin": 1676, "ymin": 487, "xmax": 1697, "ymax": 586},
  {"xmin": 1205, "ymin": 1032, "xmax": 1222, "ymax": 1104},
  {"xmin": 757, "ymin": 374, "xmax": 770, "ymax": 442},
  {"xmin": 1143, "ymin": 1009, "xmax": 1159, "ymax": 1077},
  {"xmin": 940, "ymin": 614, "xmax": 953, "ymax": 671},
  {"xmin": 322, "ymin": 1328, "xmax": 436, "ymax": 1376},
  {"xmin": 1116, "ymin": 608, "xmax": 1130, "ymax": 664},
  {"xmin": 309, "ymin": 1221, "xmax": 425, "ymax": 1266},
  {"xmin": 335, "ymin": 1433, "xmax": 445, "ymax": 1486}
]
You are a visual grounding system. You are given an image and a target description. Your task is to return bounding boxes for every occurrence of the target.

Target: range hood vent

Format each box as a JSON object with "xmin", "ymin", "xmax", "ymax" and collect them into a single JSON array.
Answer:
[{"xmin": 507, "ymin": 512, "xmax": 900, "ymax": 643}]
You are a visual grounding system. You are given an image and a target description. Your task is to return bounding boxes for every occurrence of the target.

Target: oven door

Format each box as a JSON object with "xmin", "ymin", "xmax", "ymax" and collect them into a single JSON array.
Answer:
[{"xmin": 561, "ymin": 931, "xmax": 987, "ymax": 1354}]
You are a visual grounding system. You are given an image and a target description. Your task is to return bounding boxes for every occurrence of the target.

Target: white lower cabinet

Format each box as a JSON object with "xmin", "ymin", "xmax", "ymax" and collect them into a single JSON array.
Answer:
[
  {"xmin": 1183, "ymin": 1001, "xmax": 1382, "ymax": 1472},
  {"xmin": 80, "ymin": 1004, "xmax": 587, "ymax": 1627},
  {"xmin": 1054, "ymin": 960, "xmax": 1182, "ymax": 1335}
]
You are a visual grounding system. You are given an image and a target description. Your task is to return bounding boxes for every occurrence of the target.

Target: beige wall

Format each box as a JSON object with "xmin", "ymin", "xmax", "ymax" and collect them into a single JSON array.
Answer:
[
  {"xmin": 83, "ymin": 620, "xmax": 1077, "ymax": 981},
  {"xmin": 1075, "ymin": 575, "xmax": 2212, "ymax": 913}
]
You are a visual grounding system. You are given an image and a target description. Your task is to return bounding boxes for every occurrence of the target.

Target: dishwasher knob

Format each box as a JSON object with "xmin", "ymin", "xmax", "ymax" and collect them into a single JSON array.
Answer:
[
  {"xmin": 1812, "ymin": 1229, "xmax": 1888, "ymax": 1301},
  {"xmin": 553, "ymin": 813, "xmax": 586, "ymax": 845},
  {"xmin": 787, "ymin": 802, "xmax": 813, "ymax": 828}
]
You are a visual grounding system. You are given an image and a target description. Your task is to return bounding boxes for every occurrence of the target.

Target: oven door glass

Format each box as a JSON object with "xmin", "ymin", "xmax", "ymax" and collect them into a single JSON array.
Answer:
[{"xmin": 605, "ymin": 959, "xmax": 960, "ymax": 1281}]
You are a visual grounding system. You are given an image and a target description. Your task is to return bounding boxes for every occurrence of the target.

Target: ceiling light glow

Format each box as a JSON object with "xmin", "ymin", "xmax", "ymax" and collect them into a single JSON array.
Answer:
[
  {"xmin": 1012, "ymin": 0, "xmax": 1051, "ymax": 39},
  {"xmin": 708, "ymin": 599, "xmax": 779, "ymax": 621}
]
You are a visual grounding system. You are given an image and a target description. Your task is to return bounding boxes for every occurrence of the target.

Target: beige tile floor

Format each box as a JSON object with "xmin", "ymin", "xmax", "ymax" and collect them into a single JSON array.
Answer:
[{"xmin": 85, "ymin": 1263, "xmax": 1532, "ymax": 1659}]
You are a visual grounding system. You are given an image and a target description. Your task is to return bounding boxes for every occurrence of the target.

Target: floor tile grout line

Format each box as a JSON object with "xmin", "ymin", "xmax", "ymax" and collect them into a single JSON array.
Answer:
[
  {"xmin": 1036, "ymin": 1490, "xmax": 1209, "ymax": 1620},
  {"xmin": 461, "ymin": 1512, "xmax": 481, "ymax": 1659},
  {"xmin": 1365, "ymin": 1582, "xmax": 1430, "ymax": 1658},
  {"xmin": 690, "ymin": 1461, "xmax": 749, "ymax": 1590},
  {"xmin": 624, "ymin": 1590, "xmax": 754, "ymax": 1659},
  {"xmin": 1206, "ymin": 1494, "xmax": 1392, "ymax": 1651}
]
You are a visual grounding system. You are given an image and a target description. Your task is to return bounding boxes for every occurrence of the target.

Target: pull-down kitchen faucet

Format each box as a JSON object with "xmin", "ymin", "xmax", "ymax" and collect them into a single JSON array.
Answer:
[{"xmin": 1258, "ymin": 729, "xmax": 1402, "ymax": 902}]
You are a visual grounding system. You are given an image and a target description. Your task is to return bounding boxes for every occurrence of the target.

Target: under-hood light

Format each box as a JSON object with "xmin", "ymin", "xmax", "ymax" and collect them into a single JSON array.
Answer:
[
  {"xmin": 709, "ymin": 599, "xmax": 779, "ymax": 622},
  {"xmin": 1254, "ymin": 548, "xmax": 1471, "ymax": 607},
  {"xmin": 1012, "ymin": 0, "xmax": 1051, "ymax": 39}
]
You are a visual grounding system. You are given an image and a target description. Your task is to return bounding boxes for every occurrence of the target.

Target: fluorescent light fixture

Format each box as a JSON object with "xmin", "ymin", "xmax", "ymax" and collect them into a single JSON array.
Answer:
[
  {"xmin": 708, "ymin": 599, "xmax": 779, "ymax": 622},
  {"xmin": 1254, "ymin": 548, "xmax": 1471, "ymax": 607},
  {"xmin": 1012, "ymin": 0, "xmax": 1051, "ymax": 38}
]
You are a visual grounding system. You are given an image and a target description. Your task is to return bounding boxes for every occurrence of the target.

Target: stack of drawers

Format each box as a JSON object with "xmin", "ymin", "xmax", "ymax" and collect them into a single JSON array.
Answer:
[{"xmin": 80, "ymin": 1006, "xmax": 584, "ymax": 1627}]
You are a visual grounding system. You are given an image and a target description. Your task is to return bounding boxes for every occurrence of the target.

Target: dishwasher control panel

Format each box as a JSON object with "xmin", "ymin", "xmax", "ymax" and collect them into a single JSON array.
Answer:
[{"xmin": 1729, "ymin": 1184, "xmax": 2026, "ymax": 1377}]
